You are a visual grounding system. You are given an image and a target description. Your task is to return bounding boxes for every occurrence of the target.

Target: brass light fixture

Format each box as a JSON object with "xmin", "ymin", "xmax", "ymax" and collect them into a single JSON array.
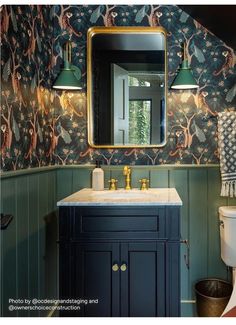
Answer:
[
  {"xmin": 171, "ymin": 43, "xmax": 199, "ymax": 90},
  {"xmin": 53, "ymin": 39, "xmax": 82, "ymax": 90}
]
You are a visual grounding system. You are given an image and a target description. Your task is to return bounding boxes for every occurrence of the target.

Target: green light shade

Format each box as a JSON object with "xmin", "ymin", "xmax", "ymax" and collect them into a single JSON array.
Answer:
[
  {"xmin": 171, "ymin": 60, "xmax": 199, "ymax": 90},
  {"xmin": 53, "ymin": 60, "xmax": 82, "ymax": 90}
]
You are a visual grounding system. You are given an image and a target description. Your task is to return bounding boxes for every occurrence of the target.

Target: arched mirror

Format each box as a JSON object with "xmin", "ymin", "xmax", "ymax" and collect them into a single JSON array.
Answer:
[{"xmin": 87, "ymin": 27, "xmax": 167, "ymax": 148}]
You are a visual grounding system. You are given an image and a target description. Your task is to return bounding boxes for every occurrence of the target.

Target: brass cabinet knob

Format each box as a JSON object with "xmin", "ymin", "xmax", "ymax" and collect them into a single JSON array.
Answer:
[
  {"xmin": 139, "ymin": 178, "xmax": 149, "ymax": 190},
  {"xmin": 112, "ymin": 263, "xmax": 119, "ymax": 272},
  {"xmin": 120, "ymin": 263, "xmax": 127, "ymax": 272},
  {"xmin": 108, "ymin": 178, "xmax": 118, "ymax": 190}
]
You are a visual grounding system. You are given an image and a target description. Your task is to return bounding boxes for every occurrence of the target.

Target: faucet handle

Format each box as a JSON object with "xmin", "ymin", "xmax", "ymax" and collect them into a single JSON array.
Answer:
[
  {"xmin": 108, "ymin": 178, "xmax": 118, "ymax": 190},
  {"xmin": 139, "ymin": 178, "xmax": 149, "ymax": 190}
]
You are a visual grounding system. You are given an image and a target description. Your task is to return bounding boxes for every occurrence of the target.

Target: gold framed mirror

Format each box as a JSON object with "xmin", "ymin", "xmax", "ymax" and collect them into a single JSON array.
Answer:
[{"xmin": 87, "ymin": 26, "xmax": 167, "ymax": 148}]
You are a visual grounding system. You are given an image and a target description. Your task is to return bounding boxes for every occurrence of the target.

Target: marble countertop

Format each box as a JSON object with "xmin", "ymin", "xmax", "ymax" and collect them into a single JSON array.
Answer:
[{"xmin": 57, "ymin": 188, "xmax": 183, "ymax": 206}]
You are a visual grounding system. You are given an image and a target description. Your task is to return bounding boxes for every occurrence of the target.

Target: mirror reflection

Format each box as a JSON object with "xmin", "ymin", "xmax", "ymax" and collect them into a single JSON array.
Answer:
[{"xmin": 87, "ymin": 27, "xmax": 167, "ymax": 148}]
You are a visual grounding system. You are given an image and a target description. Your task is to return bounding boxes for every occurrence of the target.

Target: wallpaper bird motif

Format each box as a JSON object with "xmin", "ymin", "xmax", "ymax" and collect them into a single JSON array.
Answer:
[{"xmin": 1, "ymin": 4, "xmax": 236, "ymax": 171}]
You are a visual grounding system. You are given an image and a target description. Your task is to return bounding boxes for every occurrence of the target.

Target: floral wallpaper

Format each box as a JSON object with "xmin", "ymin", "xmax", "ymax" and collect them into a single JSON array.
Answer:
[{"xmin": 1, "ymin": 4, "xmax": 236, "ymax": 171}]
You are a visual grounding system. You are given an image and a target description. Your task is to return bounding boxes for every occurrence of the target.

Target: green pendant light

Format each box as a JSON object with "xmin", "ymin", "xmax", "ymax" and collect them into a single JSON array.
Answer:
[
  {"xmin": 53, "ymin": 39, "xmax": 82, "ymax": 90},
  {"xmin": 171, "ymin": 43, "xmax": 199, "ymax": 90}
]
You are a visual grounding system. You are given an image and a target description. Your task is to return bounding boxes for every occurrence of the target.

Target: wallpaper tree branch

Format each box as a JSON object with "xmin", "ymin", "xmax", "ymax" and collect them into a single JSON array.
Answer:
[{"xmin": 1, "ymin": 5, "xmax": 236, "ymax": 171}]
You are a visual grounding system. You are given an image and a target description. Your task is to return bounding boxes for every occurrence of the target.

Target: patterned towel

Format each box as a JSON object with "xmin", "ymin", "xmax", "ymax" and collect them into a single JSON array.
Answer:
[{"xmin": 217, "ymin": 111, "xmax": 236, "ymax": 197}]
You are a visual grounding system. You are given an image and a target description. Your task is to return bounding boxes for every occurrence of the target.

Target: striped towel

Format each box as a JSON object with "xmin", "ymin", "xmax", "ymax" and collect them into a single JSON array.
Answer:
[{"xmin": 217, "ymin": 111, "xmax": 236, "ymax": 197}]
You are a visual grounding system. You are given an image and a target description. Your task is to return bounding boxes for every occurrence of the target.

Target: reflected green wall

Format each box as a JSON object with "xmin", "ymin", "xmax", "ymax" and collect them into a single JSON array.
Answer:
[{"xmin": 1, "ymin": 165, "xmax": 236, "ymax": 317}]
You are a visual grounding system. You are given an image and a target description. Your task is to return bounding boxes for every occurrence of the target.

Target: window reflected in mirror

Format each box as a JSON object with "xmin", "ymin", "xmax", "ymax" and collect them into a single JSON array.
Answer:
[{"xmin": 129, "ymin": 100, "xmax": 151, "ymax": 145}]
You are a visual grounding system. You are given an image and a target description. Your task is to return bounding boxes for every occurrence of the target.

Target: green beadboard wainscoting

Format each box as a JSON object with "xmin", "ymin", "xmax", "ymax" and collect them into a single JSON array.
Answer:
[
  {"xmin": 1, "ymin": 165, "xmax": 236, "ymax": 317},
  {"xmin": 0, "ymin": 167, "xmax": 58, "ymax": 317}
]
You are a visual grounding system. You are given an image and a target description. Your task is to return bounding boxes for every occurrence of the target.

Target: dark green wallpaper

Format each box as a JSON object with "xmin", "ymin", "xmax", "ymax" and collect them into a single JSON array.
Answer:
[
  {"xmin": 1, "ymin": 5, "xmax": 236, "ymax": 171},
  {"xmin": 1, "ymin": 5, "xmax": 54, "ymax": 170}
]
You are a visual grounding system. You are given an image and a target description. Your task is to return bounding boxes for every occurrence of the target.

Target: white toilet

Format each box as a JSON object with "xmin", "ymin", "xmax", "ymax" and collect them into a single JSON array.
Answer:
[{"xmin": 219, "ymin": 206, "xmax": 236, "ymax": 316}]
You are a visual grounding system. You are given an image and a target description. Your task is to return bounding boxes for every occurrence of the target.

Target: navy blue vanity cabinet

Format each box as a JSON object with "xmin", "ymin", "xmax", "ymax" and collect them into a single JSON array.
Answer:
[
  {"xmin": 120, "ymin": 241, "xmax": 166, "ymax": 317},
  {"xmin": 58, "ymin": 206, "xmax": 180, "ymax": 317},
  {"xmin": 74, "ymin": 242, "xmax": 120, "ymax": 317}
]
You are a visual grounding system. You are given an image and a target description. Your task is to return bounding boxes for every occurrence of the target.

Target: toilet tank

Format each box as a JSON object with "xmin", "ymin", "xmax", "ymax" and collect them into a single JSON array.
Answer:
[{"xmin": 219, "ymin": 206, "xmax": 236, "ymax": 267}]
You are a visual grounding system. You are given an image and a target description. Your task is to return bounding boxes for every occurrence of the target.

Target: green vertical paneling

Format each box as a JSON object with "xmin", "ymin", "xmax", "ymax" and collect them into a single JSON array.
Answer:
[
  {"xmin": 207, "ymin": 168, "xmax": 228, "ymax": 279},
  {"xmin": 131, "ymin": 168, "xmax": 149, "ymax": 189},
  {"xmin": 103, "ymin": 168, "xmax": 111, "ymax": 189},
  {"xmin": 227, "ymin": 197, "xmax": 236, "ymax": 206},
  {"xmin": 72, "ymin": 168, "xmax": 92, "ymax": 192},
  {"xmin": 38, "ymin": 173, "xmax": 48, "ymax": 316},
  {"xmin": 56, "ymin": 169, "xmax": 73, "ymax": 200},
  {"xmin": 1, "ymin": 165, "xmax": 236, "ymax": 318},
  {"xmin": 150, "ymin": 169, "xmax": 169, "ymax": 187},
  {"xmin": 16, "ymin": 176, "xmax": 29, "ymax": 316},
  {"xmin": 169, "ymin": 169, "xmax": 189, "ymax": 300},
  {"xmin": 1, "ymin": 169, "xmax": 58, "ymax": 317},
  {"xmin": 181, "ymin": 303, "xmax": 196, "ymax": 317},
  {"xmin": 45, "ymin": 170, "xmax": 58, "ymax": 303},
  {"xmin": 111, "ymin": 168, "xmax": 125, "ymax": 189},
  {"xmin": 48, "ymin": 170, "xmax": 56, "ymax": 212},
  {"xmin": 44, "ymin": 211, "xmax": 58, "ymax": 302},
  {"xmin": 189, "ymin": 169, "xmax": 208, "ymax": 298},
  {"xmin": 1, "ymin": 178, "xmax": 17, "ymax": 317},
  {"xmin": 28, "ymin": 174, "xmax": 40, "ymax": 316}
]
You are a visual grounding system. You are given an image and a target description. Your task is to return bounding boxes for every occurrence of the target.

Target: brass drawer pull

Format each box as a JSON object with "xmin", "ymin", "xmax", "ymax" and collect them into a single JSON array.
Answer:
[
  {"xmin": 120, "ymin": 263, "xmax": 127, "ymax": 272},
  {"xmin": 112, "ymin": 263, "xmax": 119, "ymax": 272}
]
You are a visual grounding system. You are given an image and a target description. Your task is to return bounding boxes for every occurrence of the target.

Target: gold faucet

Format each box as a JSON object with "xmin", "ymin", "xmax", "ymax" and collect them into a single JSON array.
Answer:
[{"xmin": 123, "ymin": 166, "xmax": 132, "ymax": 190}]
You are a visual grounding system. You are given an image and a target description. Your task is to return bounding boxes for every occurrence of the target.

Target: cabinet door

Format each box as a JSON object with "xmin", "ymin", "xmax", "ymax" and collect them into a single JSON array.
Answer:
[
  {"xmin": 74, "ymin": 242, "xmax": 120, "ymax": 317},
  {"xmin": 120, "ymin": 242, "xmax": 165, "ymax": 317}
]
